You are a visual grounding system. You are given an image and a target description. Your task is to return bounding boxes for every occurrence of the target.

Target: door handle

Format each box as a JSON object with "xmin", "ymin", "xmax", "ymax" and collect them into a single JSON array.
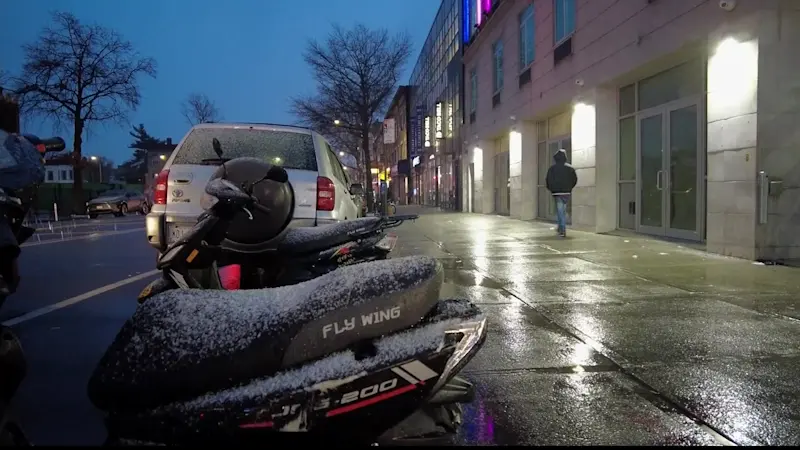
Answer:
[{"xmin": 655, "ymin": 170, "xmax": 663, "ymax": 191}]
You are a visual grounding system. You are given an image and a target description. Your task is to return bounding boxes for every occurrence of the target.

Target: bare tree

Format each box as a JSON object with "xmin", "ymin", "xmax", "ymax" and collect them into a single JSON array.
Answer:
[
  {"xmin": 181, "ymin": 92, "xmax": 222, "ymax": 126},
  {"xmin": 290, "ymin": 24, "xmax": 412, "ymax": 210},
  {"xmin": 14, "ymin": 11, "xmax": 156, "ymax": 212},
  {"xmin": 0, "ymin": 69, "xmax": 10, "ymax": 90}
]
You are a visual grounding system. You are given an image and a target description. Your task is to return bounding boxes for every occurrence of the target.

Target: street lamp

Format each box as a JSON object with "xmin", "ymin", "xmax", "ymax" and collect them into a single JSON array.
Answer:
[
  {"xmin": 332, "ymin": 119, "xmax": 363, "ymax": 135},
  {"xmin": 339, "ymin": 151, "xmax": 345, "ymax": 156},
  {"xmin": 90, "ymin": 156, "xmax": 102, "ymax": 182}
]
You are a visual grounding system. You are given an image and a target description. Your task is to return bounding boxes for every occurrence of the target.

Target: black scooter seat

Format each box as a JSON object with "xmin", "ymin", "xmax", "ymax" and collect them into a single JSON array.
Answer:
[
  {"xmin": 276, "ymin": 217, "xmax": 381, "ymax": 254},
  {"xmin": 88, "ymin": 255, "xmax": 443, "ymax": 413}
]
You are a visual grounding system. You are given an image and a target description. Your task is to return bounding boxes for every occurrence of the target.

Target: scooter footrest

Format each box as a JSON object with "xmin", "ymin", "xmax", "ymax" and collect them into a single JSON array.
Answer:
[{"xmin": 427, "ymin": 376, "xmax": 474, "ymax": 405}]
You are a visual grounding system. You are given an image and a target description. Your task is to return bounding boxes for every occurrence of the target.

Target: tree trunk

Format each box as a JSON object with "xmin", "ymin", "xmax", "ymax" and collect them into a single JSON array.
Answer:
[
  {"xmin": 71, "ymin": 120, "xmax": 84, "ymax": 215},
  {"xmin": 361, "ymin": 131, "xmax": 374, "ymax": 211}
]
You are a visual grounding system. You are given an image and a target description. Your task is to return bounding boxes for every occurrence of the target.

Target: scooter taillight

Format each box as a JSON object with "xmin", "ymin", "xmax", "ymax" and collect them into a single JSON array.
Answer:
[{"xmin": 218, "ymin": 264, "xmax": 241, "ymax": 290}]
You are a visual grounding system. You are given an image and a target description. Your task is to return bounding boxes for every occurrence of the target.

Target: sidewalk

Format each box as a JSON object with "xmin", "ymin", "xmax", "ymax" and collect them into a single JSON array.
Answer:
[{"xmin": 391, "ymin": 208, "xmax": 799, "ymax": 445}]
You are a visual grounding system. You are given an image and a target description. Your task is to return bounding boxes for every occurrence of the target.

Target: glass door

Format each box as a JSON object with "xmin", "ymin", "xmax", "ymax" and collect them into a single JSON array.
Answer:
[
  {"xmin": 637, "ymin": 101, "xmax": 703, "ymax": 239},
  {"xmin": 665, "ymin": 102, "xmax": 703, "ymax": 240},
  {"xmin": 637, "ymin": 111, "xmax": 666, "ymax": 235}
]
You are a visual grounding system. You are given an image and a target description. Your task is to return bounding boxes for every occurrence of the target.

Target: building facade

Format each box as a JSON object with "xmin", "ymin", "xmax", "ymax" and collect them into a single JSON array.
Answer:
[
  {"xmin": 408, "ymin": 0, "xmax": 466, "ymax": 209},
  {"xmin": 462, "ymin": 0, "xmax": 800, "ymax": 261},
  {"xmin": 382, "ymin": 86, "xmax": 413, "ymax": 204}
]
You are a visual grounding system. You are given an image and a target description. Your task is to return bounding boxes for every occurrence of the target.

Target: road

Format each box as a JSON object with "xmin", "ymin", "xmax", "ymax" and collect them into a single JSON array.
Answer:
[{"xmin": 5, "ymin": 210, "xmax": 800, "ymax": 445}]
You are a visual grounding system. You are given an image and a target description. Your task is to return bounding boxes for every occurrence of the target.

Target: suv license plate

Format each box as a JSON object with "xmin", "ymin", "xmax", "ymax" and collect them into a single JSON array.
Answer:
[{"xmin": 167, "ymin": 224, "xmax": 193, "ymax": 244}]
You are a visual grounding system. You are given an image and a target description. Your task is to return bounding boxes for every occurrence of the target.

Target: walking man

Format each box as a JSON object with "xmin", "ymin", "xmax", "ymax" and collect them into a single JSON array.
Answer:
[{"xmin": 545, "ymin": 149, "xmax": 578, "ymax": 237}]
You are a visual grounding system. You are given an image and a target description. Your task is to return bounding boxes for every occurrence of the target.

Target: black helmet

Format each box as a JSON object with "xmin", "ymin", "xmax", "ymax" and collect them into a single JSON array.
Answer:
[{"xmin": 207, "ymin": 157, "xmax": 294, "ymax": 251}]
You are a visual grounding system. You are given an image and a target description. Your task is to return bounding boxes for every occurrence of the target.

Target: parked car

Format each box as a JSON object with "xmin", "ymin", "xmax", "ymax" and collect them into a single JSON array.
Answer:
[
  {"xmin": 86, "ymin": 190, "xmax": 149, "ymax": 218},
  {"xmin": 145, "ymin": 122, "xmax": 361, "ymax": 252}
]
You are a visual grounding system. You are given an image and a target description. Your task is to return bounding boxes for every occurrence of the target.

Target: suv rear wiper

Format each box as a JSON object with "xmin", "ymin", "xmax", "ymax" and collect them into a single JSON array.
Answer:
[{"xmin": 200, "ymin": 158, "xmax": 231, "ymax": 165}]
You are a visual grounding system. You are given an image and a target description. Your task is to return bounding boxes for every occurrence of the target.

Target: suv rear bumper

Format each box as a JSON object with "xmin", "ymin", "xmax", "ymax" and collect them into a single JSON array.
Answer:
[
  {"xmin": 146, "ymin": 212, "xmax": 325, "ymax": 252},
  {"xmin": 145, "ymin": 212, "xmax": 165, "ymax": 250}
]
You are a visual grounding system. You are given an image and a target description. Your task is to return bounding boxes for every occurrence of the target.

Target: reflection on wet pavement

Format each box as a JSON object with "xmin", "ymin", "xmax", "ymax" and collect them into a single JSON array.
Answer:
[
  {"xmin": 459, "ymin": 372, "xmax": 723, "ymax": 446},
  {"xmin": 463, "ymin": 303, "xmax": 613, "ymax": 373},
  {"xmin": 20, "ymin": 216, "xmax": 145, "ymax": 244},
  {"xmin": 540, "ymin": 298, "xmax": 800, "ymax": 364},
  {"xmin": 635, "ymin": 358, "xmax": 800, "ymax": 446},
  {"xmin": 444, "ymin": 268, "xmax": 506, "ymax": 289},
  {"xmin": 390, "ymin": 208, "xmax": 800, "ymax": 446}
]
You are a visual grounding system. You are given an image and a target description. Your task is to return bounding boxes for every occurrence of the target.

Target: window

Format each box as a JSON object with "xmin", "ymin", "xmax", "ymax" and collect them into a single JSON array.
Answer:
[
  {"xmin": 68, "ymin": 170, "xmax": 73, "ymax": 181},
  {"xmin": 492, "ymin": 40, "xmax": 504, "ymax": 93},
  {"xmin": 60, "ymin": 170, "xmax": 67, "ymax": 180},
  {"xmin": 324, "ymin": 144, "xmax": 347, "ymax": 185},
  {"xmin": 519, "ymin": 4, "xmax": 535, "ymax": 70},
  {"xmin": 47, "ymin": 170, "xmax": 54, "ymax": 181},
  {"xmin": 554, "ymin": 0, "xmax": 576, "ymax": 44},
  {"xmin": 469, "ymin": 68, "xmax": 478, "ymax": 113},
  {"xmin": 172, "ymin": 128, "xmax": 318, "ymax": 171}
]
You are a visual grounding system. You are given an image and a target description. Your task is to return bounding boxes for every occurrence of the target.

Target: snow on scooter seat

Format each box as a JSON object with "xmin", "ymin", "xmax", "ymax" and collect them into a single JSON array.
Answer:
[
  {"xmin": 276, "ymin": 217, "xmax": 382, "ymax": 253},
  {"xmin": 159, "ymin": 298, "xmax": 485, "ymax": 412},
  {"xmin": 142, "ymin": 256, "xmax": 438, "ymax": 358},
  {"xmin": 88, "ymin": 255, "xmax": 443, "ymax": 411}
]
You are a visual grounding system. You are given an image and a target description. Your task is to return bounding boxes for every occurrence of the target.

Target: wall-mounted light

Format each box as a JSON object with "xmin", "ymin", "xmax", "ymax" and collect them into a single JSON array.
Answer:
[
  {"xmin": 572, "ymin": 102, "xmax": 596, "ymax": 151},
  {"xmin": 509, "ymin": 130, "xmax": 522, "ymax": 167},
  {"xmin": 708, "ymin": 36, "xmax": 758, "ymax": 107},
  {"xmin": 472, "ymin": 147, "xmax": 484, "ymax": 182}
]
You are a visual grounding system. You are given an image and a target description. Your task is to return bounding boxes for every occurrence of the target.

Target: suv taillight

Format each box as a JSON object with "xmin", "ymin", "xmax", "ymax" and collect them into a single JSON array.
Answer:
[
  {"xmin": 154, "ymin": 169, "xmax": 170, "ymax": 205},
  {"xmin": 316, "ymin": 176, "xmax": 335, "ymax": 211}
]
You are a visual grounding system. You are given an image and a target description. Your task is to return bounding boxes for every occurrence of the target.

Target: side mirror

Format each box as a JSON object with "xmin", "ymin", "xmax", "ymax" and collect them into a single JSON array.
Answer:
[{"xmin": 349, "ymin": 183, "xmax": 364, "ymax": 195}]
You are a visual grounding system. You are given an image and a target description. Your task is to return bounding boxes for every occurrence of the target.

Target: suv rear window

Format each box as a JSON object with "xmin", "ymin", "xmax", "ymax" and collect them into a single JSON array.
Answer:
[{"xmin": 171, "ymin": 127, "xmax": 318, "ymax": 171}]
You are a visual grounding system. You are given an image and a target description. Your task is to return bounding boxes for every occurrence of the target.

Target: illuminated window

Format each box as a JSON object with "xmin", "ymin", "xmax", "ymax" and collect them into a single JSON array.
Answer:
[
  {"xmin": 519, "ymin": 4, "xmax": 535, "ymax": 69},
  {"xmin": 554, "ymin": 0, "xmax": 576, "ymax": 44}
]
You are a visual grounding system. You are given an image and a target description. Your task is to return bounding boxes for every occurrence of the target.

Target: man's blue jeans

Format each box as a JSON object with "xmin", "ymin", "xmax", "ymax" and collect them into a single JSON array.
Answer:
[{"xmin": 554, "ymin": 195, "xmax": 570, "ymax": 234}]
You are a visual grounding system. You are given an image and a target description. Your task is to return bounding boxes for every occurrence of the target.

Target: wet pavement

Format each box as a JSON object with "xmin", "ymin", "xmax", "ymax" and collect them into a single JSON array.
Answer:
[
  {"xmin": 391, "ymin": 207, "xmax": 800, "ymax": 446},
  {"xmin": 1, "ymin": 215, "xmax": 150, "ymax": 322},
  {"xmin": 6, "ymin": 208, "xmax": 800, "ymax": 445}
]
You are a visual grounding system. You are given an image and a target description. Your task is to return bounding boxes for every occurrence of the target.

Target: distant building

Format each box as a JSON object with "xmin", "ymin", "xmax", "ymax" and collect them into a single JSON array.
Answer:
[
  {"xmin": 382, "ymin": 86, "xmax": 412, "ymax": 204},
  {"xmin": 43, "ymin": 153, "xmax": 75, "ymax": 184},
  {"xmin": 44, "ymin": 164, "xmax": 74, "ymax": 184}
]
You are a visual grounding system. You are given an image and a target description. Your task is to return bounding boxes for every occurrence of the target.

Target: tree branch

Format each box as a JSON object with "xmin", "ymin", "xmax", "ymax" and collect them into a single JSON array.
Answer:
[
  {"xmin": 12, "ymin": 11, "xmax": 157, "ymax": 212},
  {"xmin": 180, "ymin": 92, "xmax": 222, "ymax": 126}
]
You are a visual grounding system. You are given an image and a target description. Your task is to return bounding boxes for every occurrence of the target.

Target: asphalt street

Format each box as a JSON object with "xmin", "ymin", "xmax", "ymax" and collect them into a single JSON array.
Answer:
[{"xmin": 5, "ymin": 210, "xmax": 800, "ymax": 445}]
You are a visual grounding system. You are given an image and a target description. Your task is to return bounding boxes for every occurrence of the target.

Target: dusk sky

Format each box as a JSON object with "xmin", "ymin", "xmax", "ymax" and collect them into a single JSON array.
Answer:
[{"xmin": 1, "ymin": 0, "xmax": 440, "ymax": 165}]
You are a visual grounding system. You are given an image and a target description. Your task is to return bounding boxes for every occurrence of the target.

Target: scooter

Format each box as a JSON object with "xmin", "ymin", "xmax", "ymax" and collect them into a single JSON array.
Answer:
[
  {"xmin": 138, "ymin": 146, "xmax": 418, "ymax": 299},
  {"xmin": 0, "ymin": 133, "xmax": 66, "ymax": 446},
  {"xmin": 251, "ymin": 212, "xmax": 417, "ymax": 287},
  {"xmin": 88, "ymin": 145, "xmax": 487, "ymax": 446}
]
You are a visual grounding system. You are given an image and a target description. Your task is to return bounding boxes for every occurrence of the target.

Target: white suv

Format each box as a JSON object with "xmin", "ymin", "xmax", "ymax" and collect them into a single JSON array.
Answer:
[{"xmin": 145, "ymin": 122, "xmax": 361, "ymax": 252}]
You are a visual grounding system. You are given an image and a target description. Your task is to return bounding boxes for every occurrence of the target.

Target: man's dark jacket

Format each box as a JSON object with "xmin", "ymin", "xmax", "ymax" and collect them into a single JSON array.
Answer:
[{"xmin": 545, "ymin": 149, "xmax": 578, "ymax": 195}]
